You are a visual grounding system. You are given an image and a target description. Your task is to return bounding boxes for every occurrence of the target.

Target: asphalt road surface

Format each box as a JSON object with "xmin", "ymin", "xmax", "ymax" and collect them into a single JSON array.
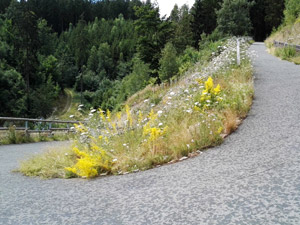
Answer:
[{"xmin": 1, "ymin": 43, "xmax": 300, "ymax": 225}]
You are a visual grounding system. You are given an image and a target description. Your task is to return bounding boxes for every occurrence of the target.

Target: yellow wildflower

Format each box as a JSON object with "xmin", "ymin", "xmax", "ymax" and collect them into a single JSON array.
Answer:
[
  {"xmin": 148, "ymin": 109, "xmax": 158, "ymax": 123},
  {"xmin": 111, "ymin": 122, "xmax": 117, "ymax": 133},
  {"xmin": 214, "ymin": 84, "xmax": 221, "ymax": 95},
  {"xmin": 196, "ymin": 78, "xmax": 204, "ymax": 85},
  {"xmin": 217, "ymin": 127, "xmax": 223, "ymax": 134},
  {"xmin": 99, "ymin": 108, "xmax": 105, "ymax": 121},
  {"xmin": 116, "ymin": 112, "xmax": 121, "ymax": 120},
  {"xmin": 125, "ymin": 105, "xmax": 133, "ymax": 127},
  {"xmin": 106, "ymin": 109, "xmax": 111, "ymax": 122},
  {"xmin": 138, "ymin": 110, "xmax": 143, "ymax": 124},
  {"xmin": 205, "ymin": 76, "xmax": 214, "ymax": 91}
]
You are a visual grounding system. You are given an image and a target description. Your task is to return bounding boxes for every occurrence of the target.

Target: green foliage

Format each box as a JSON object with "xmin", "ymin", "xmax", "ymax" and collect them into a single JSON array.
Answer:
[
  {"xmin": 264, "ymin": 0, "xmax": 285, "ymax": 37},
  {"xmin": 216, "ymin": 0, "xmax": 253, "ymax": 36},
  {"xmin": 0, "ymin": 0, "xmax": 273, "ymax": 121},
  {"xmin": 190, "ymin": 0, "xmax": 222, "ymax": 48},
  {"xmin": 275, "ymin": 46, "xmax": 297, "ymax": 59},
  {"xmin": 2, "ymin": 126, "xmax": 33, "ymax": 145},
  {"xmin": 71, "ymin": 17, "xmax": 90, "ymax": 70},
  {"xmin": 284, "ymin": 0, "xmax": 300, "ymax": 24},
  {"xmin": 29, "ymin": 77, "xmax": 60, "ymax": 118},
  {"xmin": 159, "ymin": 42, "xmax": 179, "ymax": 82},
  {"xmin": 134, "ymin": 3, "xmax": 173, "ymax": 73},
  {"xmin": 170, "ymin": 4, "xmax": 194, "ymax": 53},
  {"xmin": 0, "ymin": 0, "xmax": 10, "ymax": 14},
  {"xmin": 0, "ymin": 69, "xmax": 26, "ymax": 117},
  {"xmin": 97, "ymin": 42, "xmax": 114, "ymax": 78},
  {"xmin": 121, "ymin": 56, "xmax": 151, "ymax": 98}
]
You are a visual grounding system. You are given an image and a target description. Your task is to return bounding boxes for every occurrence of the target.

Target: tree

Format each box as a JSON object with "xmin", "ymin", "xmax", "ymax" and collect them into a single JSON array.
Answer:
[
  {"xmin": 0, "ymin": 0, "xmax": 10, "ymax": 14},
  {"xmin": 0, "ymin": 69, "xmax": 26, "ymax": 117},
  {"xmin": 249, "ymin": 0, "xmax": 266, "ymax": 41},
  {"xmin": 170, "ymin": 4, "xmax": 194, "ymax": 54},
  {"xmin": 29, "ymin": 76, "xmax": 59, "ymax": 117},
  {"xmin": 249, "ymin": 0, "xmax": 285, "ymax": 41},
  {"xmin": 191, "ymin": 0, "xmax": 222, "ymax": 48},
  {"xmin": 97, "ymin": 42, "xmax": 114, "ymax": 79},
  {"xmin": 6, "ymin": 0, "xmax": 40, "ymax": 115},
  {"xmin": 159, "ymin": 42, "xmax": 179, "ymax": 82},
  {"xmin": 134, "ymin": 3, "xmax": 172, "ymax": 74},
  {"xmin": 122, "ymin": 56, "xmax": 151, "ymax": 97},
  {"xmin": 71, "ymin": 17, "xmax": 90, "ymax": 71},
  {"xmin": 170, "ymin": 4, "xmax": 180, "ymax": 22},
  {"xmin": 71, "ymin": 16, "xmax": 90, "ymax": 103},
  {"xmin": 216, "ymin": 0, "xmax": 253, "ymax": 36},
  {"xmin": 264, "ymin": 0, "xmax": 285, "ymax": 35}
]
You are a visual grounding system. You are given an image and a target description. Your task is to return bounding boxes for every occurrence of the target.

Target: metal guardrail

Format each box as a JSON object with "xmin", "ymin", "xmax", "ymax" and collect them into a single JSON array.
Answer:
[
  {"xmin": 274, "ymin": 41, "xmax": 300, "ymax": 52},
  {"xmin": 0, "ymin": 117, "xmax": 81, "ymax": 134}
]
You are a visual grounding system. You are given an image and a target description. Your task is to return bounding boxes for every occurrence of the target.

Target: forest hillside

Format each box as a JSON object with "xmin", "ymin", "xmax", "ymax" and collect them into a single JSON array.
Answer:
[{"xmin": 0, "ymin": 0, "xmax": 286, "ymax": 119}]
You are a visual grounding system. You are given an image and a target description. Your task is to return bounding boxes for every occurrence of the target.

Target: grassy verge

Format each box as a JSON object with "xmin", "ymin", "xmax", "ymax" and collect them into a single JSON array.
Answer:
[
  {"xmin": 0, "ymin": 128, "xmax": 72, "ymax": 145},
  {"xmin": 18, "ymin": 38, "xmax": 254, "ymax": 179},
  {"xmin": 17, "ymin": 146, "xmax": 76, "ymax": 178},
  {"xmin": 266, "ymin": 45, "xmax": 300, "ymax": 65},
  {"xmin": 265, "ymin": 17, "xmax": 300, "ymax": 64}
]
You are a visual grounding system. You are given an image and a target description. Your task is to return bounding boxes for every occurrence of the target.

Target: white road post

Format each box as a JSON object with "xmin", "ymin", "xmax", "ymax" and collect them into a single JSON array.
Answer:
[{"xmin": 237, "ymin": 38, "xmax": 241, "ymax": 66}]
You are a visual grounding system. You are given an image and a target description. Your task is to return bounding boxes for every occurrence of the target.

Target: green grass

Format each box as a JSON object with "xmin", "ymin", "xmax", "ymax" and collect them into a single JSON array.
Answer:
[
  {"xmin": 0, "ymin": 128, "xmax": 72, "ymax": 145},
  {"xmin": 17, "ymin": 146, "xmax": 76, "ymax": 179},
  {"xmin": 268, "ymin": 46, "xmax": 300, "ymax": 65},
  {"xmin": 274, "ymin": 46, "xmax": 300, "ymax": 64}
]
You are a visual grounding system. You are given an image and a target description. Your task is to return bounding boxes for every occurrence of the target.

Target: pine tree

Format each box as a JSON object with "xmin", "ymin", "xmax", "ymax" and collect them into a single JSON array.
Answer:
[
  {"xmin": 134, "ymin": 3, "xmax": 172, "ymax": 74},
  {"xmin": 191, "ymin": 0, "xmax": 222, "ymax": 48},
  {"xmin": 159, "ymin": 42, "xmax": 178, "ymax": 82},
  {"xmin": 170, "ymin": 4, "xmax": 194, "ymax": 53}
]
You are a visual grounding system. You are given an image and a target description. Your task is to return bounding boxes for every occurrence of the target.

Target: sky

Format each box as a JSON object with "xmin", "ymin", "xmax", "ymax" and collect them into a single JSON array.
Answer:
[{"xmin": 154, "ymin": 0, "xmax": 195, "ymax": 17}]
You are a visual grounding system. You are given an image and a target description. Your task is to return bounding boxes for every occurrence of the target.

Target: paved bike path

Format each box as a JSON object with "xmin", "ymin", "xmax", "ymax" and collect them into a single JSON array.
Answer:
[{"xmin": 1, "ymin": 43, "xmax": 300, "ymax": 225}]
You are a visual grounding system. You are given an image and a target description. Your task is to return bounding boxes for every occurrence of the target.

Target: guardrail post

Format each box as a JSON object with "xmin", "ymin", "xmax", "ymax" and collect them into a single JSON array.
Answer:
[
  {"xmin": 25, "ymin": 121, "xmax": 29, "ymax": 138},
  {"xmin": 237, "ymin": 38, "xmax": 240, "ymax": 66}
]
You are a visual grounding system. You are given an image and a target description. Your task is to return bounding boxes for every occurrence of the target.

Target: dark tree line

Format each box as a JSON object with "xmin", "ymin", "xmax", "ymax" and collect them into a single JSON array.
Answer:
[
  {"xmin": 0, "ymin": 0, "xmax": 143, "ymax": 33},
  {"xmin": 0, "ymin": 0, "xmax": 288, "ymax": 118}
]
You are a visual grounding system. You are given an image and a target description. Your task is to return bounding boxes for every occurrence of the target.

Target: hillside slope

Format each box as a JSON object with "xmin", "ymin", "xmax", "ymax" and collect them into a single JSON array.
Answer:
[
  {"xmin": 266, "ymin": 17, "xmax": 300, "ymax": 64},
  {"xmin": 18, "ymin": 37, "xmax": 255, "ymax": 178}
]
